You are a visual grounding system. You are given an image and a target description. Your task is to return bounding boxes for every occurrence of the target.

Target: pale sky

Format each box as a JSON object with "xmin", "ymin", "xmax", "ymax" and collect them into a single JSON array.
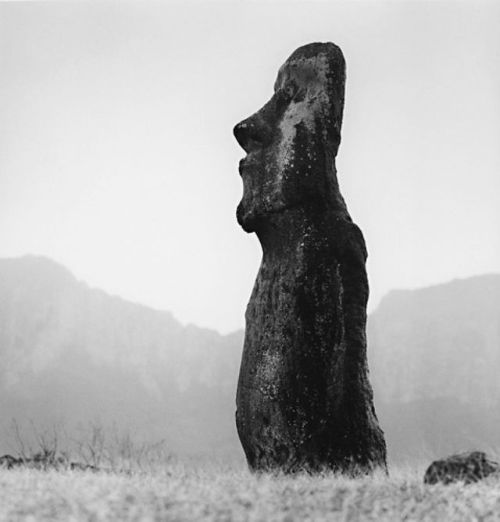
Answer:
[{"xmin": 1, "ymin": 1, "xmax": 499, "ymax": 333}]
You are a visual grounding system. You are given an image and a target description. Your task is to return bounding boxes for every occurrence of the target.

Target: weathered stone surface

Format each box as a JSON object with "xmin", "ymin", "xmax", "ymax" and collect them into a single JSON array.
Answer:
[
  {"xmin": 424, "ymin": 451, "xmax": 500, "ymax": 485},
  {"xmin": 233, "ymin": 42, "xmax": 387, "ymax": 473}
]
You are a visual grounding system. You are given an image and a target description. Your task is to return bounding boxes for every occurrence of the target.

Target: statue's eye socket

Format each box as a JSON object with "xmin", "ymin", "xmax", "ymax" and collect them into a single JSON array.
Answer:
[
  {"xmin": 283, "ymin": 84, "xmax": 297, "ymax": 100},
  {"xmin": 276, "ymin": 84, "xmax": 297, "ymax": 108}
]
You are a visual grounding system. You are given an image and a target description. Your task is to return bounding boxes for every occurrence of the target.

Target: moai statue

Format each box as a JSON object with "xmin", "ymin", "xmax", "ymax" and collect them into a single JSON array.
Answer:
[{"xmin": 233, "ymin": 42, "xmax": 387, "ymax": 473}]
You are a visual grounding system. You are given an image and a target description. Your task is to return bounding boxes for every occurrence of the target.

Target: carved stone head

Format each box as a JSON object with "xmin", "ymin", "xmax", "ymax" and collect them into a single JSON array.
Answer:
[{"xmin": 234, "ymin": 42, "xmax": 346, "ymax": 233}]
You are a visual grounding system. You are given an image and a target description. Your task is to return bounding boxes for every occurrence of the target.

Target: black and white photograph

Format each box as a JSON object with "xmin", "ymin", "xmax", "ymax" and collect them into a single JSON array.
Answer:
[{"xmin": 0, "ymin": 0, "xmax": 499, "ymax": 519}]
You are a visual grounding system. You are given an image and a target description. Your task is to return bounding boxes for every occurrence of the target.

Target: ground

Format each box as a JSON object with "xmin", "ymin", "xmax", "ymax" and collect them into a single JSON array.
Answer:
[{"xmin": 1, "ymin": 462, "xmax": 500, "ymax": 521}]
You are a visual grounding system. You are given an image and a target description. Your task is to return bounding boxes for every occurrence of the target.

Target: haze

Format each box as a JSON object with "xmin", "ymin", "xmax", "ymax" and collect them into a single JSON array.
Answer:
[{"xmin": 1, "ymin": 0, "xmax": 499, "ymax": 333}]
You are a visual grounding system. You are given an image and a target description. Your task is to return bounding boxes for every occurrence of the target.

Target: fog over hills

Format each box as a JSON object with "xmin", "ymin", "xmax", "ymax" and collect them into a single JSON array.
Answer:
[
  {"xmin": 369, "ymin": 275, "xmax": 500, "ymax": 460},
  {"xmin": 0, "ymin": 256, "xmax": 243, "ymax": 459},
  {"xmin": 1, "ymin": 256, "xmax": 499, "ymax": 462}
]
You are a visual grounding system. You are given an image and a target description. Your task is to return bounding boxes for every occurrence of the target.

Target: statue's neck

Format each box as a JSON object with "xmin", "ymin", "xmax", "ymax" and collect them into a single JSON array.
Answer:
[{"xmin": 255, "ymin": 204, "xmax": 350, "ymax": 261}]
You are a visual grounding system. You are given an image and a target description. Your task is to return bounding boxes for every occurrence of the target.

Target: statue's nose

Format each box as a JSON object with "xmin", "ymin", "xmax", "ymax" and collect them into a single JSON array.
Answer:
[{"xmin": 233, "ymin": 113, "xmax": 272, "ymax": 154}]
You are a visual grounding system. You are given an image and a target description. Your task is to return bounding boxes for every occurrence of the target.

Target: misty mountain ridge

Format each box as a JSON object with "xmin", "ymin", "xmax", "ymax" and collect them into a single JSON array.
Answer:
[
  {"xmin": 1, "ymin": 255, "xmax": 500, "ymax": 461},
  {"xmin": 0, "ymin": 255, "xmax": 243, "ymax": 457},
  {"xmin": 370, "ymin": 274, "xmax": 500, "ymax": 405},
  {"xmin": 0, "ymin": 256, "xmax": 234, "ymax": 386},
  {"xmin": 369, "ymin": 274, "xmax": 500, "ymax": 458}
]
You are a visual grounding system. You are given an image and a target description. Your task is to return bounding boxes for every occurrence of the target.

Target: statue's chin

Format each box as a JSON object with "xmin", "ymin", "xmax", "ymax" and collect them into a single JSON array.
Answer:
[
  {"xmin": 238, "ymin": 197, "xmax": 305, "ymax": 234},
  {"xmin": 236, "ymin": 202, "xmax": 259, "ymax": 233}
]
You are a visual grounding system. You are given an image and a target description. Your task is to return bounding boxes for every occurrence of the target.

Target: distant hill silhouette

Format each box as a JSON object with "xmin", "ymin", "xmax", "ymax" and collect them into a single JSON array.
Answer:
[
  {"xmin": 369, "ymin": 275, "xmax": 500, "ymax": 460},
  {"xmin": 0, "ymin": 256, "xmax": 499, "ymax": 462},
  {"xmin": 0, "ymin": 256, "xmax": 243, "ymax": 459}
]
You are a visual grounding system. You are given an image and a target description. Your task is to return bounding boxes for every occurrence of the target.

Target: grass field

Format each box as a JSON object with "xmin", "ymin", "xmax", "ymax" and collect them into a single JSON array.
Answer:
[{"xmin": 2, "ymin": 462, "xmax": 500, "ymax": 521}]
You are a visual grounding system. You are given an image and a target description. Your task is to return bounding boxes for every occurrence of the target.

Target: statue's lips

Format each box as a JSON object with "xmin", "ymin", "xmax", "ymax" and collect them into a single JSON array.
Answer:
[{"xmin": 239, "ymin": 155, "xmax": 261, "ymax": 174}]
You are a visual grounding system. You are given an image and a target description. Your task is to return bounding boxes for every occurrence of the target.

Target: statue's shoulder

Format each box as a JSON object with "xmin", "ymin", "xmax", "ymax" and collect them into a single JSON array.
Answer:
[
  {"xmin": 348, "ymin": 221, "xmax": 367, "ymax": 253},
  {"xmin": 330, "ymin": 218, "xmax": 367, "ymax": 262}
]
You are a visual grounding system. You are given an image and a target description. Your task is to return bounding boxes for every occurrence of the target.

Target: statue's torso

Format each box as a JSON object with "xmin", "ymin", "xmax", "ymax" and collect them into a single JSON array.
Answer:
[{"xmin": 236, "ymin": 219, "xmax": 366, "ymax": 469}]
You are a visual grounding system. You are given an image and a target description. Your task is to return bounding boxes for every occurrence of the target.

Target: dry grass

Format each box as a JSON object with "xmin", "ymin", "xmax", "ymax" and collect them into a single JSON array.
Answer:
[{"xmin": 2, "ymin": 463, "xmax": 500, "ymax": 521}]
